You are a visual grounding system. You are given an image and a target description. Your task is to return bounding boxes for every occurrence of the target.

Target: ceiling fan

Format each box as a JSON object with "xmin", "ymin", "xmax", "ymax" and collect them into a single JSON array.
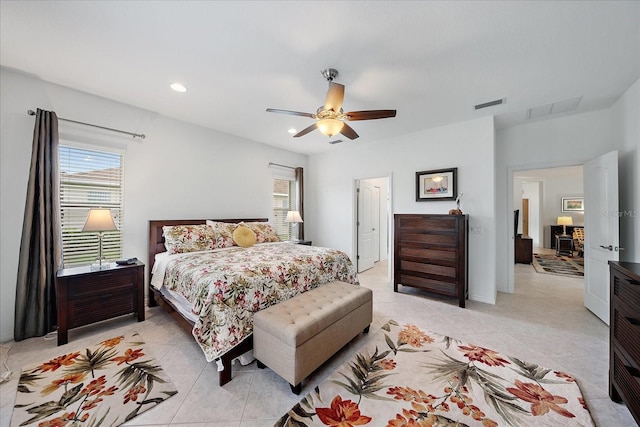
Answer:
[{"xmin": 266, "ymin": 68, "xmax": 396, "ymax": 140}]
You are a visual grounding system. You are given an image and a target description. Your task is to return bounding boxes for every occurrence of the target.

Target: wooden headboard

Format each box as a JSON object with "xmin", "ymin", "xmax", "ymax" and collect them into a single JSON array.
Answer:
[{"xmin": 148, "ymin": 218, "xmax": 268, "ymax": 274}]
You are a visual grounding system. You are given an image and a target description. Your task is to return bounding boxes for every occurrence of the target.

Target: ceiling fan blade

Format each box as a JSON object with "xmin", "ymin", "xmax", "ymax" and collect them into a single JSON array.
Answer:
[
  {"xmin": 293, "ymin": 123, "xmax": 318, "ymax": 138},
  {"xmin": 324, "ymin": 82, "xmax": 345, "ymax": 112},
  {"xmin": 266, "ymin": 108, "xmax": 316, "ymax": 119},
  {"xmin": 345, "ymin": 110, "xmax": 397, "ymax": 121},
  {"xmin": 340, "ymin": 123, "xmax": 359, "ymax": 140}
]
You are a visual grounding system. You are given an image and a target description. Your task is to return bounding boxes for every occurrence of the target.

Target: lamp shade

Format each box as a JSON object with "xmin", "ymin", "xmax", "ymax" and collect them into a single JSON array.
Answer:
[
  {"xmin": 82, "ymin": 208, "xmax": 118, "ymax": 232},
  {"xmin": 317, "ymin": 118, "xmax": 344, "ymax": 137},
  {"xmin": 556, "ymin": 216, "xmax": 573, "ymax": 226},
  {"xmin": 286, "ymin": 211, "xmax": 303, "ymax": 223}
]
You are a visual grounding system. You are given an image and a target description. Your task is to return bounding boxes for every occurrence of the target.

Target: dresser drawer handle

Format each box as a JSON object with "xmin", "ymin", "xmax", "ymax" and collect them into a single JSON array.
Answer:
[
  {"xmin": 626, "ymin": 364, "xmax": 640, "ymax": 378},
  {"xmin": 628, "ymin": 317, "xmax": 640, "ymax": 326}
]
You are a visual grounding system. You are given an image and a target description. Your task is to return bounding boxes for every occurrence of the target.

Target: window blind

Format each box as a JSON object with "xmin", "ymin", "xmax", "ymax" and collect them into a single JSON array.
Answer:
[
  {"xmin": 273, "ymin": 178, "xmax": 295, "ymax": 240},
  {"xmin": 59, "ymin": 145, "xmax": 124, "ymax": 267}
]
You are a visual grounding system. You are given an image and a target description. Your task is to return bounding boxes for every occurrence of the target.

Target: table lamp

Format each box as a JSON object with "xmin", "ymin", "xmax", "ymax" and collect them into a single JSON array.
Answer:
[
  {"xmin": 82, "ymin": 208, "xmax": 118, "ymax": 269},
  {"xmin": 286, "ymin": 210, "xmax": 303, "ymax": 242},
  {"xmin": 557, "ymin": 216, "xmax": 573, "ymax": 236}
]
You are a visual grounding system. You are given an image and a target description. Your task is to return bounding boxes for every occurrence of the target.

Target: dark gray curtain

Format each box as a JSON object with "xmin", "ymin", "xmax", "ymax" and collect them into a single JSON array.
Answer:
[
  {"xmin": 14, "ymin": 108, "xmax": 61, "ymax": 341},
  {"xmin": 295, "ymin": 167, "xmax": 304, "ymax": 240}
]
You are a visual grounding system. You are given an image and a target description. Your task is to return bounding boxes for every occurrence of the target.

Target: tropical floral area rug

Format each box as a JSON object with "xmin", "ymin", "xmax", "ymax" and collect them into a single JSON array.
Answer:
[
  {"xmin": 532, "ymin": 253, "xmax": 584, "ymax": 278},
  {"xmin": 277, "ymin": 320, "xmax": 594, "ymax": 427},
  {"xmin": 11, "ymin": 332, "xmax": 177, "ymax": 427}
]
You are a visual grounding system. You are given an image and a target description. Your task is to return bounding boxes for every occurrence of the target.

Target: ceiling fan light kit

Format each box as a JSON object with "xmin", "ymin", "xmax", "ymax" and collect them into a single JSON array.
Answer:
[
  {"xmin": 317, "ymin": 118, "xmax": 344, "ymax": 137},
  {"xmin": 266, "ymin": 68, "xmax": 396, "ymax": 142}
]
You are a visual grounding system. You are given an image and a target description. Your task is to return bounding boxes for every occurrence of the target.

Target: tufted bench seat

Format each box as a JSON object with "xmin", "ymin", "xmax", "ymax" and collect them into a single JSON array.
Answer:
[{"xmin": 253, "ymin": 281, "xmax": 373, "ymax": 394}]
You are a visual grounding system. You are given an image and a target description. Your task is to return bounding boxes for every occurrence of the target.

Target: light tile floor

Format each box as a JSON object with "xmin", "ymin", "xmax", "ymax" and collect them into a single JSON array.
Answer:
[{"xmin": 1, "ymin": 259, "xmax": 635, "ymax": 426}]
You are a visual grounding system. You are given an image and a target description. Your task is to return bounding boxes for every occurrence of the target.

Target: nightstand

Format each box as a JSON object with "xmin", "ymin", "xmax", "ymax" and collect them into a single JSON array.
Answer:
[
  {"xmin": 56, "ymin": 261, "xmax": 145, "ymax": 345},
  {"xmin": 295, "ymin": 240, "xmax": 312, "ymax": 246},
  {"xmin": 556, "ymin": 236, "xmax": 574, "ymax": 256}
]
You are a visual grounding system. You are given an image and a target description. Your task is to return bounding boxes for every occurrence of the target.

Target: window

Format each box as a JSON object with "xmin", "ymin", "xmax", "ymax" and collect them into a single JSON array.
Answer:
[
  {"xmin": 59, "ymin": 145, "xmax": 124, "ymax": 267},
  {"xmin": 273, "ymin": 177, "xmax": 296, "ymax": 240}
]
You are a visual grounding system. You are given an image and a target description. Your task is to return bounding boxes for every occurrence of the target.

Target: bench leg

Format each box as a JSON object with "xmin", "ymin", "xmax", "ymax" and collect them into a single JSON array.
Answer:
[
  {"xmin": 290, "ymin": 383, "xmax": 301, "ymax": 395},
  {"xmin": 256, "ymin": 360, "xmax": 266, "ymax": 369},
  {"xmin": 363, "ymin": 324, "xmax": 370, "ymax": 334}
]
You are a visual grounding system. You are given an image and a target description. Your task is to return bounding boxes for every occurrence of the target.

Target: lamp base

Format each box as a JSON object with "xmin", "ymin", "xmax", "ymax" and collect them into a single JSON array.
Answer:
[{"xmin": 90, "ymin": 259, "xmax": 111, "ymax": 270}]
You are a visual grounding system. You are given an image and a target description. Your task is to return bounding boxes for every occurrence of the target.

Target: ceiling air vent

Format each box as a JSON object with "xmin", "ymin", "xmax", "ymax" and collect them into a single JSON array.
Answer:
[
  {"xmin": 474, "ymin": 98, "xmax": 505, "ymax": 110},
  {"xmin": 527, "ymin": 96, "xmax": 582, "ymax": 119}
]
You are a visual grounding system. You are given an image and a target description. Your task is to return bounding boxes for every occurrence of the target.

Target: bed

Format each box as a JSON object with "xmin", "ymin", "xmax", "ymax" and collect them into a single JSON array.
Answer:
[{"xmin": 147, "ymin": 218, "xmax": 358, "ymax": 386}]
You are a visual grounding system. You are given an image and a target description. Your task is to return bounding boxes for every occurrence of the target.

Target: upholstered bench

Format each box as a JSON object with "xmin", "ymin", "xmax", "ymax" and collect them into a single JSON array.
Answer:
[{"xmin": 253, "ymin": 281, "xmax": 373, "ymax": 394}]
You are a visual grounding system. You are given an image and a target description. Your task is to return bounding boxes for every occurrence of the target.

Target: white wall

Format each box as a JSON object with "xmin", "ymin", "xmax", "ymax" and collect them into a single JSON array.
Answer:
[
  {"xmin": 307, "ymin": 116, "xmax": 497, "ymax": 304},
  {"xmin": 496, "ymin": 79, "xmax": 640, "ymax": 292},
  {"xmin": 0, "ymin": 68, "xmax": 307, "ymax": 342},
  {"xmin": 610, "ymin": 79, "xmax": 640, "ymax": 262},
  {"xmin": 540, "ymin": 174, "xmax": 584, "ymax": 247}
]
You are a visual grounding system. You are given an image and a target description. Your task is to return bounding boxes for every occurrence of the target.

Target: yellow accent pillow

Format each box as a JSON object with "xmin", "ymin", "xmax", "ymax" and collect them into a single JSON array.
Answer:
[{"xmin": 232, "ymin": 225, "xmax": 256, "ymax": 248}]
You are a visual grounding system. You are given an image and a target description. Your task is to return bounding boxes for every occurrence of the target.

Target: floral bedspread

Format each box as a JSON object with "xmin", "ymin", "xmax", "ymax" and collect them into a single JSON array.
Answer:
[
  {"xmin": 157, "ymin": 243, "xmax": 358, "ymax": 362},
  {"xmin": 278, "ymin": 320, "xmax": 594, "ymax": 427}
]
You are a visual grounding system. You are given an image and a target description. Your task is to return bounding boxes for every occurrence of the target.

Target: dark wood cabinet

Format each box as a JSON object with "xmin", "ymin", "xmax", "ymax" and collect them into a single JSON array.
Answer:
[
  {"xmin": 609, "ymin": 261, "xmax": 640, "ymax": 426},
  {"xmin": 394, "ymin": 214, "xmax": 468, "ymax": 307},
  {"xmin": 515, "ymin": 235, "xmax": 533, "ymax": 264},
  {"xmin": 56, "ymin": 262, "xmax": 145, "ymax": 345}
]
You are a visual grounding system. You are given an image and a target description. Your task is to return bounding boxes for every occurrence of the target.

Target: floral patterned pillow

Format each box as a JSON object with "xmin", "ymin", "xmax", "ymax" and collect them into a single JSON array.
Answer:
[
  {"xmin": 206, "ymin": 220, "xmax": 237, "ymax": 248},
  {"xmin": 163, "ymin": 224, "xmax": 217, "ymax": 254},
  {"xmin": 241, "ymin": 222, "xmax": 281, "ymax": 243}
]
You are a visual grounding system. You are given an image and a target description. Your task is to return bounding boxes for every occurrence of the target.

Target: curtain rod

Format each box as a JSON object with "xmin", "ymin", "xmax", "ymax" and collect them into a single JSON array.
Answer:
[
  {"xmin": 268, "ymin": 162, "xmax": 297, "ymax": 170},
  {"xmin": 27, "ymin": 109, "xmax": 146, "ymax": 139}
]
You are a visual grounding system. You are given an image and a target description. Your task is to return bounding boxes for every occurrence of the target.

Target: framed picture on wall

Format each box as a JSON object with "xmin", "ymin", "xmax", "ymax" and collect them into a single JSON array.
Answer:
[
  {"xmin": 562, "ymin": 197, "xmax": 584, "ymax": 212},
  {"xmin": 416, "ymin": 167, "xmax": 457, "ymax": 201}
]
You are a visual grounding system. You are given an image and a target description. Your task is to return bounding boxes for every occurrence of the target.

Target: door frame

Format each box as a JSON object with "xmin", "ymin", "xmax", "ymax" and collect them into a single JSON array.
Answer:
[
  {"xmin": 506, "ymin": 160, "xmax": 583, "ymax": 293},
  {"xmin": 353, "ymin": 173, "xmax": 393, "ymax": 282}
]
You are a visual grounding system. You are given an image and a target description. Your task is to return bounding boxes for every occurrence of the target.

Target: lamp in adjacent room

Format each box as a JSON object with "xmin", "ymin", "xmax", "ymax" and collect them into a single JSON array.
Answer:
[
  {"xmin": 557, "ymin": 216, "xmax": 573, "ymax": 236},
  {"xmin": 82, "ymin": 208, "xmax": 118, "ymax": 269},
  {"xmin": 286, "ymin": 210, "xmax": 303, "ymax": 242}
]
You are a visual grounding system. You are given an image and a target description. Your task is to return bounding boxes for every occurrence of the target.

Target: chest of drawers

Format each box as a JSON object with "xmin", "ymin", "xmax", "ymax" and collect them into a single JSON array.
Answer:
[{"xmin": 608, "ymin": 261, "xmax": 640, "ymax": 425}]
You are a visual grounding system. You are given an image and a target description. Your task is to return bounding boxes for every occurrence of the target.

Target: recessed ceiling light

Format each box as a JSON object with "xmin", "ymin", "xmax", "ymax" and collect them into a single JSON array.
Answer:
[
  {"xmin": 170, "ymin": 83, "xmax": 188, "ymax": 93},
  {"xmin": 288, "ymin": 128, "xmax": 297, "ymax": 134}
]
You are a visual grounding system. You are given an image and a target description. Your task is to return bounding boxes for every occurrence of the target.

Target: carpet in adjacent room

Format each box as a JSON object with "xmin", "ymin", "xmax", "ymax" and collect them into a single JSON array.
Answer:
[
  {"xmin": 532, "ymin": 253, "xmax": 584, "ymax": 278},
  {"xmin": 11, "ymin": 332, "xmax": 176, "ymax": 427}
]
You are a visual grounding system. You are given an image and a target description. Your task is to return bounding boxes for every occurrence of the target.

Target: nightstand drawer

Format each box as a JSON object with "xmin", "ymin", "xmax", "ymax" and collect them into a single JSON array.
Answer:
[
  {"xmin": 67, "ymin": 270, "xmax": 137, "ymax": 299},
  {"xmin": 69, "ymin": 291, "xmax": 136, "ymax": 328}
]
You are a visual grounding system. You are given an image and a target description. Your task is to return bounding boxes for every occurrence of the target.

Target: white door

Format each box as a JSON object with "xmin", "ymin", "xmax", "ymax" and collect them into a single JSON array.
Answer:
[
  {"xmin": 584, "ymin": 150, "xmax": 619, "ymax": 324},
  {"xmin": 372, "ymin": 186, "xmax": 380, "ymax": 263},
  {"xmin": 357, "ymin": 180, "xmax": 375, "ymax": 272}
]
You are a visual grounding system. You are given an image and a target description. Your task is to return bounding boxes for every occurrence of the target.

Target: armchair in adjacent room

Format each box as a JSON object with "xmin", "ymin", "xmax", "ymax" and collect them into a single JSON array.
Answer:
[{"xmin": 573, "ymin": 228, "xmax": 584, "ymax": 257}]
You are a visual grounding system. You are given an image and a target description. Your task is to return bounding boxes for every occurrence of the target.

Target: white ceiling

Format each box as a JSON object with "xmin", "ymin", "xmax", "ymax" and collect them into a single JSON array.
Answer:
[{"xmin": 1, "ymin": 1, "xmax": 638, "ymax": 154}]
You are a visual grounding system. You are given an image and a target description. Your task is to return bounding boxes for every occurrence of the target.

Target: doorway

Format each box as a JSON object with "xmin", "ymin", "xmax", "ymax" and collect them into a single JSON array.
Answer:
[
  {"xmin": 512, "ymin": 165, "xmax": 584, "ymax": 291},
  {"xmin": 355, "ymin": 176, "xmax": 390, "ymax": 274}
]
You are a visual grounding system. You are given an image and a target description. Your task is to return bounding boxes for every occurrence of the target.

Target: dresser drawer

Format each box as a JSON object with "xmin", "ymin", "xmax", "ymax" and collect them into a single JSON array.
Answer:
[
  {"xmin": 398, "ymin": 273, "xmax": 456, "ymax": 296},
  {"xmin": 66, "ymin": 269, "xmax": 137, "ymax": 300},
  {"xmin": 613, "ymin": 272, "xmax": 640, "ymax": 315},
  {"xmin": 612, "ymin": 351, "xmax": 640, "ymax": 416},
  {"xmin": 613, "ymin": 305, "xmax": 640, "ymax": 365}
]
